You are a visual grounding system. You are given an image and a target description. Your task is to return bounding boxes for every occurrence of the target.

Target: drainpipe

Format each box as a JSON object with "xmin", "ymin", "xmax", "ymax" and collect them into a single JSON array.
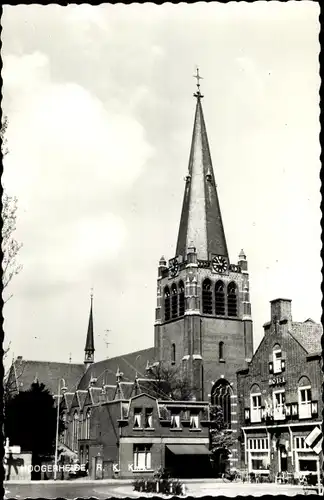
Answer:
[
  {"xmin": 242, "ymin": 428, "xmax": 247, "ymax": 465},
  {"xmin": 288, "ymin": 425, "xmax": 294, "ymax": 467}
]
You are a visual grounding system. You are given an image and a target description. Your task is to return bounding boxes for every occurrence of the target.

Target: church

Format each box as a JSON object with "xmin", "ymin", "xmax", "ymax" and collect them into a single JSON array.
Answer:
[{"xmin": 5, "ymin": 74, "xmax": 321, "ymax": 480}]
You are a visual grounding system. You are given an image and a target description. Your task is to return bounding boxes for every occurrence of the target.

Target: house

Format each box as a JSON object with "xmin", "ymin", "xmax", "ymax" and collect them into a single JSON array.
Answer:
[{"xmin": 237, "ymin": 298, "xmax": 323, "ymax": 480}]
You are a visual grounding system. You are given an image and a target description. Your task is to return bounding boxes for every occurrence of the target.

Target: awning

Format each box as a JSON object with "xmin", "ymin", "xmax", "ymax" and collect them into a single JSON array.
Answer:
[{"xmin": 166, "ymin": 444, "xmax": 211, "ymax": 455}]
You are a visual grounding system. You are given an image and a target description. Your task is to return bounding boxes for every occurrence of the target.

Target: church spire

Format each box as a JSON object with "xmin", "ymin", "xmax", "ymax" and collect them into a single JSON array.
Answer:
[
  {"xmin": 84, "ymin": 289, "xmax": 95, "ymax": 365},
  {"xmin": 176, "ymin": 69, "xmax": 228, "ymax": 261}
]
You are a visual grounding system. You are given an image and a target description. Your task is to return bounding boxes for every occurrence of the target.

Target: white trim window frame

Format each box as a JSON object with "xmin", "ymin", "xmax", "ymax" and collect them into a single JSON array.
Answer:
[
  {"xmin": 273, "ymin": 389, "xmax": 285, "ymax": 421},
  {"xmin": 250, "ymin": 393, "xmax": 262, "ymax": 423},
  {"xmin": 171, "ymin": 414, "xmax": 181, "ymax": 429},
  {"xmin": 133, "ymin": 445, "xmax": 152, "ymax": 471},
  {"xmin": 298, "ymin": 386, "xmax": 312, "ymax": 419},
  {"xmin": 133, "ymin": 409, "xmax": 142, "ymax": 429},
  {"xmin": 189, "ymin": 413, "xmax": 199, "ymax": 429},
  {"xmin": 273, "ymin": 349, "xmax": 282, "ymax": 374}
]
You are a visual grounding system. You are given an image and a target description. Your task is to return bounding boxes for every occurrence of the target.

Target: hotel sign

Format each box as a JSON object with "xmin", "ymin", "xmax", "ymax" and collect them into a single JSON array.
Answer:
[{"xmin": 269, "ymin": 375, "xmax": 286, "ymax": 386}]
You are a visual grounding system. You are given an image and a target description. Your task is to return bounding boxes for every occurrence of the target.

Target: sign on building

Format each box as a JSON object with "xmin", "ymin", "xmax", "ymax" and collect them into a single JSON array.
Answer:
[{"xmin": 305, "ymin": 426, "xmax": 323, "ymax": 455}]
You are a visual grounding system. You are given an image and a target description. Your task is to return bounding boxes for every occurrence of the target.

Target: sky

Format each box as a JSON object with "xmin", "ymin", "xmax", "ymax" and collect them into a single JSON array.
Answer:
[{"xmin": 2, "ymin": 2, "xmax": 321, "ymax": 369}]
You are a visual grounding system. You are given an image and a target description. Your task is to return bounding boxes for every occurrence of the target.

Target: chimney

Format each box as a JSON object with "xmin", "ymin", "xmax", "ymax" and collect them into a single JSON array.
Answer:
[{"xmin": 270, "ymin": 299, "xmax": 292, "ymax": 325}]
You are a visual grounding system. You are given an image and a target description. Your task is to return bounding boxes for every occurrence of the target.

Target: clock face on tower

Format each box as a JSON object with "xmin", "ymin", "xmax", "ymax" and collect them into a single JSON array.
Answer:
[
  {"xmin": 212, "ymin": 255, "xmax": 228, "ymax": 274},
  {"xmin": 169, "ymin": 258, "xmax": 180, "ymax": 278}
]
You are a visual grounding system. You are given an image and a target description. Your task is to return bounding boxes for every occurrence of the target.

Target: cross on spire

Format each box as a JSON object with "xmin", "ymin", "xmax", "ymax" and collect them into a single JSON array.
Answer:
[{"xmin": 193, "ymin": 67, "xmax": 204, "ymax": 98}]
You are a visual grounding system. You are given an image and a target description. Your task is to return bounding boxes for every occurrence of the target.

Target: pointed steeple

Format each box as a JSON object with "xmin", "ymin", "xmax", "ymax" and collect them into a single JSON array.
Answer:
[
  {"xmin": 84, "ymin": 290, "xmax": 95, "ymax": 365},
  {"xmin": 176, "ymin": 69, "xmax": 228, "ymax": 261}
]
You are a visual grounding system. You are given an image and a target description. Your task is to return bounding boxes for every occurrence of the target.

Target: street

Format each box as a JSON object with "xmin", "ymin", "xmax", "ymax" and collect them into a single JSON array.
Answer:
[{"xmin": 4, "ymin": 479, "xmax": 309, "ymax": 498}]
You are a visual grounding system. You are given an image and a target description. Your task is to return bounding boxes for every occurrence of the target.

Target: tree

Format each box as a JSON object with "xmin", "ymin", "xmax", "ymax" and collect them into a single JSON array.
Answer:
[
  {"xmin": 209, "ymin": 405, "xmax": 236, "ymax": 473},
  {"xmin": 1, "ymin": 116, "xmax": 23, "ymax": 305},
  {"xmin": 145, "ymin": 362, "xmax": 198, "ymax": 401},
  {"xmin": 4, "ymin": 381, "xmax": 65, "ymax": 475}
]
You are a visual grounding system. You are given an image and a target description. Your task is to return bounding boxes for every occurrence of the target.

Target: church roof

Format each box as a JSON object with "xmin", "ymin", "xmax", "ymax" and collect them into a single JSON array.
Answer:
[
  {"xmin": 76, "ymin": 347, "xmax": 155, "ymax": 391},
  {"xmin": 9, "ymin": 358, "xmax": 85, "ymax": 396},
  {"xmin": 290, "ymin": 321, "xmax": 322, "ymax": 354},
  {"xmin": 176, "ymin": 87, "xmax": 228, "ymax": 261}
]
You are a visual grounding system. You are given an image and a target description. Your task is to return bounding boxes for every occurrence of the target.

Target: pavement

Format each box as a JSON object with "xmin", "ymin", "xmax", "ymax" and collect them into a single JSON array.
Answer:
[{"xmin": 4, "ymin": 479, "xmax": 309, "ymax": 499}]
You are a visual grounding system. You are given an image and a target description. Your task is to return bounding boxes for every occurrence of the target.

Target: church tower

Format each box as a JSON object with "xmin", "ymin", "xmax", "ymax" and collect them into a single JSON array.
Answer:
[{"xmin": 154, "ymin": 71, "xmax": 253, "ymax": 410}]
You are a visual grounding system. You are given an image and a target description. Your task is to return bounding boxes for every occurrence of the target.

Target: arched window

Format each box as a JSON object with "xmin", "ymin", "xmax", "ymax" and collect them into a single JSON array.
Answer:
[
  {"xmin": 164, "ymin": 286, "xmax": 171, "ymax": 321},
  {"xmin": 171, "ymin": 343, "xmax": 176, "ymax": 365},
  {"xmin": 298, "ymin": 376, "xmax": 312, "ymax": 419},
  {"xmin": 211, "ymin": 380, "xmax": 232, "ymax": 429},
  {"xmin": 219, "ymin": 342, "xmax": 224, "ymax": 361},
  {"xmin": 72, "ymin": 411, "xmax": 79, "ymax": 451},
  {"xmin": 171, "ymin": 284, "xmax": 178, "ymax": 319},
  {"xmin": 272, "ymin": 344, "xmax": 282, "ymax": 374},
  {"xmin": 178, "ymin": 281, "xmax": 185, "ymax": 316},
  {"xmin": 227, "ymin": 282, "xmax": 238, "ymax": 317},
  {"xmin": 202, "ymin": 279, "xmax": 213, "ymax": 314},
  {"xmin": 215, "ymin": 281, "xmax": 225, "ymax": 315},
  {"xmin": 85, "ymin": 409, "xmax": 91, "ymax": 440}
]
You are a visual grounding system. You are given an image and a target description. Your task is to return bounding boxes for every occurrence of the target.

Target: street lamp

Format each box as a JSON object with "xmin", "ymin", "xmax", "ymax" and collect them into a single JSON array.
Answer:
[{"xmin": 54, "ymin": 378, "xmax": 67, "ymax": 481}]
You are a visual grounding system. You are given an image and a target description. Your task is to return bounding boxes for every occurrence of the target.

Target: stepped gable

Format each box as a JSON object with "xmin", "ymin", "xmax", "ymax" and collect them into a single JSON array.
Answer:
[{"xmin": 76, "ymin": 347, "xmax": 155, "ymax": 391}]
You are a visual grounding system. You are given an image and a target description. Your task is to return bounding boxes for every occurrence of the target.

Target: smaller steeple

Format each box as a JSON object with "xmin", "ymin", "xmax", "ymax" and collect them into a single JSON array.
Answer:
[{"xmin": 84, "ymin": 289, "xmax": 95, "ymax": 365}]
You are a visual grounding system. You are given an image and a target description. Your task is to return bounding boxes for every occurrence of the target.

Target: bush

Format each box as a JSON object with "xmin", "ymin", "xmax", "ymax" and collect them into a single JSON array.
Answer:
[{"xmin": 133, "ymin": 477, "xmax": 184, "ymax": 495}]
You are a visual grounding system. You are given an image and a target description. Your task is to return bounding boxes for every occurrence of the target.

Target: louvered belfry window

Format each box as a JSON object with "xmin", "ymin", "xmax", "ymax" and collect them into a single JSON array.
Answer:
[
  {"xmin": 178, "ymin": 281, "xmax": 185, "ymax": 316},
  {"xmin": 215, "ymin": 281, "xmax": 225, "ymax": 315},
  {"xmin": 202, "ymin": 279, "xmax": 213, "ymax": 314},
  {"xmin": 171, "ymin": 284, "xmax": 178, "ymax": 319},
  {"xmin": 164, "ymin": 286, "xmax": 171, "ymax": 321},
  {"xmin": 227, "ymin": 282, "xmax": 238, "ymax": 317}
]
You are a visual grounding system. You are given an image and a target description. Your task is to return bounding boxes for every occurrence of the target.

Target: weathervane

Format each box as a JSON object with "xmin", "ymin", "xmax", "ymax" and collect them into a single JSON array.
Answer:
[{"xmin": 193, "ymin": 67, "xmax": 204, "ymax": 98}]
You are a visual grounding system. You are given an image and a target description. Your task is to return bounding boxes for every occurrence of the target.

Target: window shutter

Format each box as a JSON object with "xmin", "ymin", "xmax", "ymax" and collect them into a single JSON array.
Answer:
[
  {"xmin": 269, "ymin": 362, "xmax": 273, "ymax": 374},
  {"xmin": 244, "ymin": 408, "xmax": 250, "ymax": 421},
  {"xmin": 281, "ymin": 359, "xmax": 286, "ymax": 372},
  {"xmin": 311, "ymin": 401, "xmax": 318, "ymax": 415}
]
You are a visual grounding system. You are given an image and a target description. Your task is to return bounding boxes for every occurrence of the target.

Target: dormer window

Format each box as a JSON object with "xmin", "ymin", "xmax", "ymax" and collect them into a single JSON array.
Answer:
[
  {"xmin": 190, "ymin": 413, "xmax": 199, "ymax": 429},
  {"xmin": 171, "ymin": 414, "xmax": 181, "ymax": 429},
  {"xmin": 144, "ymin": 408, "xmax": 153, "ymax": 428},
  {"xmin": 134, "ymin": 408, "xmax": 142, "ymax": 428}
]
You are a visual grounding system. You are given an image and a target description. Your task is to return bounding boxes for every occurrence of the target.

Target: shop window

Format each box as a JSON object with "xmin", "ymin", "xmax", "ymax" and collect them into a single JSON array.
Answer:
[
  {"xmin": 298, "ymin": 386, "xmax": 312, "ymax": 419},
  {"xmin": 227, "ymin": 282, "xmax": 238, "ymax": 317},
  {"xmin": 273, "ymin": 390, "xmax": 285, "ymax": 420},
  {"xmin": 178, "ymin": 281, "xmax": 185, "ymax": 316},
  {"xmin": 133, "ymin": 408, "xmax": 142, "ymax": 428},
  {"xmin": 144, "ymin": 408, "xmax": 153, "ymax": 428},
  {"xmin": 250, "ymin": 393, "xmax": 262, "ymax": 423},
  {"xmin": 215, "ymin": 281, "xmax": 225, "ymax": 315},
  {"xmin": 171, "ymin": 284, "xmax": 178, "ymax": 319},
  {"xmin": 164, "ymin": 287, "xmax": 171, "ymax": 321},
  {"xmin": 202, "ymin": 279, "xmax": 213, "ymax": 314},
  {"xmin": 133, "ymin": 445, "xmax": 152, "ymax": 471},
  {"xmin": 299, "ymin": 459, "xmax": 317, "ymax": 473}
]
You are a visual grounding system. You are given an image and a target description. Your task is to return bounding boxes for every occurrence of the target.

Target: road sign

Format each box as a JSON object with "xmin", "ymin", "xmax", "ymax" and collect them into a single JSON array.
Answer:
[{"xmin": 305, "ymin": 426, "xmax": 323, "ymax": 454}]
